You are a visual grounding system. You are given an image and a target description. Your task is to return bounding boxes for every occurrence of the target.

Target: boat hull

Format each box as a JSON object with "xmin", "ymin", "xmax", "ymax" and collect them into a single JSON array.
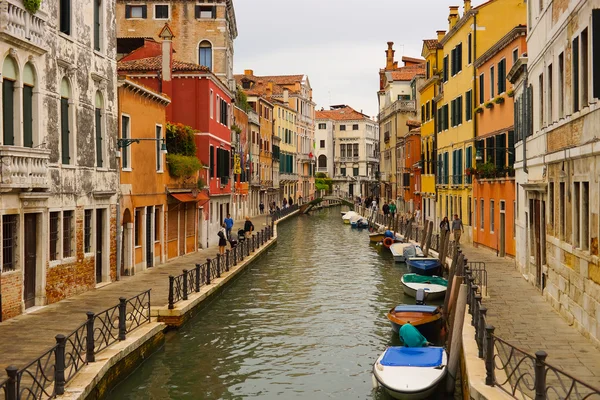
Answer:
[
  {"xmin": 387, "ymin": 306, "xmax": 443, "ymax": 343},
  {"xmin": 369, "ymin": 233, "xmax": 385, "ymax": 242},
  {"xmin": 406, "ymin": 259, "xmax": 442, "ymax": 276},
  {"xmin": 401, "ymin": 277, "xmax": 447, "ymax": 301}
]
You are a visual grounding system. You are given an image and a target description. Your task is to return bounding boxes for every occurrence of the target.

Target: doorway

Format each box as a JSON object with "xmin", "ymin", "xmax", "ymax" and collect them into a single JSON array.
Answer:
[
  {"xmin": 499, "ymin": 201, "xmax": 506, "ymax": 257},
  {"xmin": 24, "ymin": 214, "xmax": 37, "ymax": 309},
  {"xmin": 96, "ymin": 209, "xmax": 104, "ymax": 283},
  {"xmin": 146, "ymin": 206, "xmax": 153, "ymax": 268},
  {"xmin": 179, "ymin": 206, "xmax": 185, "ymax": 256},
  {"xmin": 349, "ymin": 183, "xmax": 354, "ymax": 197}
]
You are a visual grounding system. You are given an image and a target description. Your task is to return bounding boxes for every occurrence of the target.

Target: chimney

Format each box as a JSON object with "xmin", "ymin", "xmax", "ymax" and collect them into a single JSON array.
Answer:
[
  {"xmin": 283, "ymin": 87, "xmax": 289, "ymax": 103},
  {"xmin": 448, "ymin": 6, "xmax": 460, "ymax": 30},
  {"xmin": 386, "ymin": 42, "xmax": 396, "ymax": 70},
  {"xmin": 266, "ymin": 82, "xmax": 273, "ymax": 97},
  {"xmin": 464, "ymin": 0, "xmax": 471, "ymax": 12},
  {"xmin": 244, "ymin": 69, "xmax": 254, "ymax": 76},
  {"xmin": 158, "ymin": 24, "xmax": 174, "ymax": 82},
  {"xmin": 437, "ymin": 30, "xmax": 446, "ymax": 42}
]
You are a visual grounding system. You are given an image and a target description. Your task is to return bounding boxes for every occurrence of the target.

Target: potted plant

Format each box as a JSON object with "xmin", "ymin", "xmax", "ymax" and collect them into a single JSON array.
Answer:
[
  {"xmin": 24, "ymin": 0, "xmax": 41, "ymax": 13},
  {"xmin": 475, "ymin": 106, "xmax": 484, "ymax": 114},
  {"xmin": 507, "ymin": 89, "xmax": 515, "ymax": 98},
  {"xmin": 465, "ymin": 167, "xmax": 477, "ymax": 176},
  {"xmin": 478, "ymin": 162, "xmax": 496, "ymax": 179},
  {"xmin": 484, "ymin": 102, "xmax": 494, "ymax": 109},
  {"xmin": 494, "ymin": 96, "xmax": 505, "ymax": 104}
]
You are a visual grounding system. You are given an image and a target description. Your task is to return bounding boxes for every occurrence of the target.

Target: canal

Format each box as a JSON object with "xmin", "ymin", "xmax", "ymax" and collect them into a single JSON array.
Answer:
[{"xmin": 111, "ymin": 208, "xmax": 453, "ymax": 399}]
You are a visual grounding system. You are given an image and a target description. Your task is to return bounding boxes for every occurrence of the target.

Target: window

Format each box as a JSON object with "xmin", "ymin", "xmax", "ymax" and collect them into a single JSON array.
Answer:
[
  {"xmin": 490, "ymin": 200, "xmax": 495, "ymax": 232},
  {"xmin": 574, "ymin": 182, "xmax": 580, "ymax": 248},
  {"xmin": 480, "ymin": 199, "xmax": 485, "ymax": 229},
  {"xmin": 318, "ymin": 123, "xmax": 326, "ymax": 129},
  {"xmin": 2, "ymin": 215, "xmax": 17, "ymax": 271},
  {"xmin": 559, "ymin": 182, "xmax": 565, "ymax": 239},
  {"xmin": 125, "ymin": 4, "xmax": 146, "ymax": 19},
  {"xmin": 60, "ymin": 0, "xmax": 71, "ymax": 34},
  {"xmin": 95, "ymin": 92, "xmax": 103, "ymax": 168},
  {"xmin": 209, "ymin": 145, "xmax": 214, "ymax": 178},
  {"xmin": 154, "ymin": 207, "xmax": 160, "ymax": 242},
  {"xmin": 479, "ymin": 74, "xmax": 485, "ymax": 104},
  {"xmin": 84, "ymin": 209, "xmax": 92, "ymax": 253},
  {"xmin": 558, "ymin": 52, "xmax": 565, "ymax": 117},
  {"xmin": 340, "ymin": 144, "xmax": 346, "ymax": 158},
  {"xmin": 340, "ymin": 125, "xmax": 346, "ymax": 131},
  {"xmin": 156, "ymin": 125, "xmax": 163, "ymax": 171},
  {"xmin": 467, "ymin": 196, "xmax": 472, "ymax": 226},
  {"xmin": 457, "ymin": 96, "xmax": 463, "ymax": 125},
  {"xmin": 490, "ymin": 66, "xmax": 495, "ymax": 99},
  {"xmin": 340, "ymin": 167, "xmax": 346, "ymax": 176},
  {"xmin": 63, "ymin": 210, "xmax": 74, "ymax": 258},
  {"xmin": 210, "ymin": 90, "xmax": 213, "ymax": 118},
  {"xmin": 353, "ymin": 143, "xmax": 359, "ymax": 157},
  {"xmin": 465, "ymin": 146, "xmax": 472, "ymax": 184},
  {"xmin": 2, "ymin": 56, "xmax": 17, "ymax": 146},
  {"xmin": 474, "ymin": 199, "xmax": 478, "ymax": 230},
  {"xmin": 135, "ymin": 209, "xmax": 141, "ymax": 247},
  {"xmin": 60, "ymin": 78, "xmax": 71, "ymax": 165},
  {"xmin": 498, "ymin": 59, "xmax": 506, "ymax": 94},
  {"xmin": 443, "ymin": 104, "xmax": 449, "ymax": 130},
  {"xmin": 23, "ymin": 63, "xmax": 35, "ymax": 148},
  {"xmin": 512, "ymin": 48, "xmax": 519, "ymax": 63},
  {"xmin": 573, "ymin": 36, "xmax": 580, "ymax": 112},
  {"xmin": 426, "ymin": 102, "xmax": 430, "ymax": 121},
  {"xmin": 319, "ymin": 140, "xmax": 325, "ymax": 148},
  {"xmin": 451, "ymin": 100, "xmax": 456, "ymax": 127},
  {"xmin": 195, "ymin": 5, "xmax": 216, "ymax": 19},
  {"xmin": 421, "ymin": 105, "xmax": 426, "ymax": 122},
  {"xmin": 467, "ymin": 34, "xmax": 472, "ymax": 64},
  {"xmin": 426, "ymin": 60, "xmax": 430, "ymax": 79},
  {"xmin": 548, "ymin": 182, "xmax": 554, "ymax": 228},
  {"xmin": 353, "ymin": 167, "xmax": 359, "ymax": 176},
  {"xmin": 121, "ymin": 115, "xmax": 130, "ymax": 169},
  {"xmin": 443, "ymin": 56, "xmax": 448, "ymax": 82},
  {"xmin": 539, "ymin": 73, "xmax": 544, "ymax": 127},
  {"xmin": 94, "ymin": 0, "xmax": 102, "ymax": 50},
  {"xmin": 154, "ymin": 4, "xmax": 168, "ymax": 19},
  {"xmin": 199, "ymin": 40, "xmax": 212, "ymax": 70},
  {"xmin": 548, "ymin": 64, "xmax": 553, "ymax": 122},
  {"xmin": 50, "ymin": 212, "xmax": 60, "ymax": 261},
  {"xmin": 465, "ymin": 90, "xmax": 472, "ymax": 121},
  {"xmin": 352, "ymin": 124, "xmax": 359, "ymax": 130},
  {"xmin": 582, "ymin": 182, "xmax": 589, "ymax": 250},
  {"xmin": 318, "ymin": 155, "xmax": 326, "ymax": 168},
  {"xmin": 451, "ymin": 43, "xmax": 462, "ymax": 76},
  {"xmin": 581, "ymin": 28, "xmax": 589, "ymax": 106},
  {"xmin": 593, "ymin": 10, "xmax": 600, "ymax": 99}
]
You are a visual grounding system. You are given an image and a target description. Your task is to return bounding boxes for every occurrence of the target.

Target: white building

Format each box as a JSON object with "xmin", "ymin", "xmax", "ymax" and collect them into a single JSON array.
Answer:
[
  {"xmin": 316, "ymin": 106, "xmax": 380, "ymax": 198},
  {"xmin": 513, "ymin": 0, "xmax": 600, "ymax": 346}
]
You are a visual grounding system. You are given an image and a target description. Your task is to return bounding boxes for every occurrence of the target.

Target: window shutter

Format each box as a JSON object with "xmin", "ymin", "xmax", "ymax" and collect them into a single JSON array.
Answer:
[
  {"xmin": 95, "ymin": 108, "xmax": 103, "ymax": 167},
  {"xmin": 2, "ymin": 80, "xmax": 14, "ymax": 146},
  {"xmin": 23, "ymin": 86, "xmax": 33, "ymax": 147},
  {"xmin": 212, "ymin": 5, "xmax": 217, "ymax": 18},
  {"xmin": 508, "ymin": 130, "xmax": 515, "ymax": 166},
  {"xmin": 141, "ymin": 5, "xmax": 147, "ymax": 18},
  {"xmin": 195, "ymin": 5, "xmax": 200, "ymax": 18},
  {"xmin": 125, "ymin": 5, "xmax": 131, "ymax": 18},
  {"xmin": 458, "ymin": 149, "xmax": 463, "ymax": 183},
  {"xmin": 209, "ymin": 146, "xmax": 214, "ymax": 177},
  {"xmin": 94, "ymin": 0, "xmax": 100, "ymax": 50},
  {"xmin": 458, "ymin": 96, "xmax": 463, "ymax": 124},
  {"xmin": 61, "ymin": 98, "xmax": 70, "ymax": 164},
  {"xmin": 593, "ymin": 10, "xmax": 600, "ymax": 98},
  {"xmin": 225, "ymin": 150, "xmax": 230, "ymax": 177},
  {"xmin": 60, "ymin": 0, "xmax": 71, "ymax": 34}
]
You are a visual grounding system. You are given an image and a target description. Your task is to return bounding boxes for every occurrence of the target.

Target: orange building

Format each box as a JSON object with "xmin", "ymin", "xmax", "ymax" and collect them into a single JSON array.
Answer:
[
  {"xmin": 471, "ymin": 26, "xmax": 526, "ymax": 257},
  {"xmin": 118, "ymin": 77, "xmax": 207, "ymax": 274},
  {"xmin": 397, "ymin": 121, "xmax": 423, "ymax": 213}
]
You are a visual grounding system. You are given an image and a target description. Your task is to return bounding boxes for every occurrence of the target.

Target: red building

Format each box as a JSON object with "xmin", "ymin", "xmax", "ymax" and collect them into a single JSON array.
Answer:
[
  {"xmin": 397, "ymin": 121, "xmax": 422, "ymax": 215},
  {"xmin": 118, "ymin": 26, "xmax": 233, "ymax": 248}
]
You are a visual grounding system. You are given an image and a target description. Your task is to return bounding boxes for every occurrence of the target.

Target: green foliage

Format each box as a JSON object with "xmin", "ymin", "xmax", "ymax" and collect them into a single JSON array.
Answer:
[
  {"xmin": 494, "ymin": 96, "xmax": 505, "ymax": 104},
  {"xmin": 197, "ymin": 177, "xmax": 207, "ymax": 189},
  {"xmin": 315, "ymin": 174, "xmax": 333, "ymax": 192},
  {"xmin": 476, "ymin": 162, "xmax": 496, "ymax": 179},
  {"xmin": 166, "ymin": 123, "xmax": 196, "ymax": 157},
  {"xmin": 236, "ymin": 87, "xmax": 251, "ymax": 112},
  {"xmin": 231, "ymin": 124, "xmax": 242, "ymax": 134},
  {"xmin": 484, "ymin": 102, "xmax": 494, "ymax": 109},
  {"xmin": 507, "ymin": 89, "xmax": 515, "ymax": 98},
  {"xmin": 24, "ymin": 0, "xmax": 41, "ymax": 13},
  {"xmin": 166, "ymin": 154, "xmax": 202, "ymax": 178},
  {"xmin": 315, "ymin": 172, "xmax": 327, "ymax": 179}
]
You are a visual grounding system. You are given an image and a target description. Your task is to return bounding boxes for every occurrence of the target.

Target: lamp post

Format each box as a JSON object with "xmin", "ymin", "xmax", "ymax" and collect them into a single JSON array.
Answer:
[{"xmin": 117, "ymin": 138, "xmax": 168, "ymax": 154}]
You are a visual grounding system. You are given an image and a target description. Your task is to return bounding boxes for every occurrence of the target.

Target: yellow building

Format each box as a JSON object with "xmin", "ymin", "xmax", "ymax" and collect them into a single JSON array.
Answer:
[
  {"xmin": 272, "ymin": 97, "xmax": 298, "ymax": 204},
  {"xmin": 256, "ymin": 97, "xmax": 275, "ymax": 206},
  {"xmin": 435, "ymin": 0, "xmax": 526, "ymax": 242},
  {"xmin": 419, "ymin": 33, "xmax": 445, "ymax": 225}
]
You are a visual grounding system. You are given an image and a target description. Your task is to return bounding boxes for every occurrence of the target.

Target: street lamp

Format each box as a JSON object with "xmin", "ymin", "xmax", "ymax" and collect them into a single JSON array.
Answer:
[{"xmin": 117, "ymin": 138, "xmax": 168, "ymax": 154}]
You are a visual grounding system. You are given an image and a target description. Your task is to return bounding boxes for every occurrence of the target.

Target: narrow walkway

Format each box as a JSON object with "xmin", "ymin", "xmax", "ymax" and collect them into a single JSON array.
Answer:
[
  {"xmin": 459, "ymin": 242, "xmax": 600, "ymax": 388},
  {"xmin": 0, "ymin": 215, "xmax": 272, "ymax": 370}
]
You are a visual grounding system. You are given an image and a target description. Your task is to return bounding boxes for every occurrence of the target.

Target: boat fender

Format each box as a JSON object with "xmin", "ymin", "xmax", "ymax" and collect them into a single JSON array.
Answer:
[
  {"xmin": 371, "ymin": 373, "xmax": 380, "ymax": 389},
  {"xmin": 383, "ymin": 237, "xmax": 394, "ymax": 248}
]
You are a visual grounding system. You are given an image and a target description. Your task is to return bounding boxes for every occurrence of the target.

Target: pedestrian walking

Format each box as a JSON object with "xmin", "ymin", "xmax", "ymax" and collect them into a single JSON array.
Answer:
[
  {"xmin": 415, "ymin": 207, "xmax": 421, "ymax": 225},
  {"xmin": 288, "ymin": 197, "xmax": 293, "ymax": 206},
  {"xmin": 224, "ymin": 213, "xmax": 234, "ymax": 239},
  {"xmin": 218, "ymin": 224, "xmax": 227, "ymax": 255},
  {"xmin": 389, "ymin": 202, "xmax": 397, "ymax": 218},
  {"xmin": 244, "ymin": 216, "xmax": 254, "ymax": 239},
  {"xmin": 382, "ymin": 202, "xmax": 390, "ymax": 216},
  {"xmin": 452, "ymin": 214, "xmax": 464, "ymax": 245},
  {"xmin": 440, "ymin": 216, "xmax": 450, "ymax": 235},
  {"xmin": 259, "ymin": 202, "xmax": 265, "ymax": 214}
]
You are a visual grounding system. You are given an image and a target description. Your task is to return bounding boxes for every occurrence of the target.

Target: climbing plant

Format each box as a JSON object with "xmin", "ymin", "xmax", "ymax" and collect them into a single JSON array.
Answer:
[
  {"xmin": 165, "ymin": 123, "xmax": 202, "ymax": 179},
  {"xmin": 24, "ymin": 0, "xmax": 41, "ymax": 13}
]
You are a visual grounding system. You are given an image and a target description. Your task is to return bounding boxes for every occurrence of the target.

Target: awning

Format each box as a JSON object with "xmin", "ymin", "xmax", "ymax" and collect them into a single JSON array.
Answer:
[{"xmin": 170, "ymin": 192, "xmax": 209, "ymax": 203}]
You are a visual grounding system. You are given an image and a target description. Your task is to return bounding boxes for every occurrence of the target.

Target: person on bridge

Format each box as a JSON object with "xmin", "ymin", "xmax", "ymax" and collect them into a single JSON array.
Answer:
[
  {"xmin": 440, "ymin": 216, "xmax": 450, "ymax": 236},
  {"xmin": 224, "ymin": 214, "xmax": 234, "ymax": 239},
  {"xmin": 244, "ymin": 216, "xmax": 254, "ymax": 239}
]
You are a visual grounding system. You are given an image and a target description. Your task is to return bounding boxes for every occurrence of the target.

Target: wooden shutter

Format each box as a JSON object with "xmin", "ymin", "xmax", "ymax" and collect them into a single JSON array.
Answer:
[
  {"xmin": 94, "ymin": 0, "xmax": 100, "ymax": 51},
  {"xmin": 209, "ymin": 146, "xmax": 214, "ymax": 178},
  {"xmin": 168, "ymin": 204, "xmax": 178, "ymax": 241},
  {"xmin": 212, "ymin": 5, "xmax": 217, "ymax": 18},
  {"xmin": 125, "ymin": 5, "xmax": 131, "ymax": 18},
  {"xmin": 508, "ymin": 130, "xmax": 515, "ymax": 166},
  {"xmin": 141, "ymin": 5, "xmax": 147, "ymax": 18},
  {"xmin": 95, "ymin": 108, "xmax": 103, "ymax": 167},
  {"xmin": 573, "ymin": 37, "xmax": 580, "ymax": 112},
  {"xmin": 61, "ymin": 98, "xmax": 70, "ymax": 164},
  {"xmin": 186, "ymin": 203, "xmax": 195, "ymax": 236},
  {"xmin": 593, "ymin": 10, "xmax": 600, "ymax": 98},
  {"xmin": 23, "ymin": 85, "xmax": 33, "ymax": 147},
  {"xmin": 194, "ymin": 5, "xmax": 200, "ymax": 18},
  {"xmin": 458, "ymin": 96, "xmax": 463, "ymax": 124},
  {"xmin": 2, "ymin": 80, "xmax": 14, "ymax": 146}
]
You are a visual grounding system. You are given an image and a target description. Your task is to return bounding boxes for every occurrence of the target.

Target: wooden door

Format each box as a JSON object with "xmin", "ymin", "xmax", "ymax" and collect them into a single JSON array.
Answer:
[
  {"xmin": 500, "ymin": 213, "xmax": 506, "ymax": 257},
  {"xmin": 146, "ymin": 206, "xmax": 153, "ymax": 268},
  {"xmin": 179, "ymin": 207, "xmax": 185, "ymax": 256},
  {"xmin": 24, "ymin": 214, "xmax": 37, "ymax": 309},
  {"xmin": 96, "ymin": 209, "xmax": 103, "ymax": 283},
  {"xmin": 534, "ymin": 200, "xmax": 542, "ymax": 287}
]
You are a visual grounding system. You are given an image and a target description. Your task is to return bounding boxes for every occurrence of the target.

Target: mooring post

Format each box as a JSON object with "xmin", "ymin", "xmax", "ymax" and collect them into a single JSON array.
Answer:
[
  {"xmin": 534, "ymin": 351, "xmax": 548, "ymax": 400},
  {"xmin": 54, "ymin": 334, "xmax": 66, "ymax": 395},
  {"xmin": 86, "ymin": 311, "xmax": 95, "ymax": 362}
]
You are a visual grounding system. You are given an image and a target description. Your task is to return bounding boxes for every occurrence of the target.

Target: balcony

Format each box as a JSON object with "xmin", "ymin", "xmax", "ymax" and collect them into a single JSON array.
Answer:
[
  {"xmin": 335, "ymin": 156, "xmax": 359, "ymax": 163},
  {"xmin": 378, "ymin": 99, "xmax": 416, "ymax": 121},
  {"xmin": 248, "ymin": 112, "xmax": 259, "ymax": 125},
  {"xmin": 280, "ymin": 172, "xmax": 298, "ymax": 183},
  {"xmin": 297, "ymin": 153, "xmax": 311, "ymax": 162},
  {"xmin": 0, "ymin": 0, "xmax": 48, "ymax": 54},
  {"xmin": 0, "ymin": 146, "xmax": 50, "ymax": 191}
]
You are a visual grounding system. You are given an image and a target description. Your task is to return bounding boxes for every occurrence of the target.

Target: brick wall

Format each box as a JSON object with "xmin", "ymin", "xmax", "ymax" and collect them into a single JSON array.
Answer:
[
  {"xmin": 1, "ymin": 273, "xmax": 22, "ymax": 320},
  {"xmin": 546, "ymin": 118, "xmax": 583, "ymax": 153}
]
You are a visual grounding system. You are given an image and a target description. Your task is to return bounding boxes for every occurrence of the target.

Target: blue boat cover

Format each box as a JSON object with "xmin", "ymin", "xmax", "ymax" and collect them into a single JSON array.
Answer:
[
  {"xmin": 380, "ymin": 347, "xmax": 444, "ymax": 367},
  {"xmin": 384, "ymin": 230, "xmax": 394, "ymax": 238},
  {"xmin": 394, "ymin": 305, "xmax": 438, "ymax": 313},
  {"xmin": 407, "ymin": 259, "xmax": 441, "ymax": 270}
]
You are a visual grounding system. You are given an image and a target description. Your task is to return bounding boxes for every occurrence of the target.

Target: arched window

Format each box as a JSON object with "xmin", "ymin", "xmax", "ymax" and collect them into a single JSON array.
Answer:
[
  {"xmin": 60, "ymin": 78, "xmax": 71, "ymax": 164},
  {"xmin": 318, "ymin": 154, "xmax": 327, "ymax": 168},
  {"xmin": 23, "ymin": 63, "xmax": 36, "ymax": 148},
  {"xmin": 95, "ymin": 91, "xmax": 104, "ymax": 167},
  {"xmin": 2, "ymin": 56, "xmax": 18, "ymax": 146},
  {"xmin": 198, "ymin": 40, "xmax": 212, "ymax": 70}
]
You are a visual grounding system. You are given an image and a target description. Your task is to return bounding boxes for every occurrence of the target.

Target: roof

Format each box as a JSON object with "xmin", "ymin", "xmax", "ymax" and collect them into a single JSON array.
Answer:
[
  {"xmin": 423, "ymin": 39, "xmax": 442, "ymax": 50},
  {"xmin": 315, "ymin": 106, "xmax": 371, "ymax": 121},
  {"xmin": 407, "ymin": 120, "xmax": 421, "ymax": 128},
  {"xmin": 252, "ymin": 75, "xmax": 304, "ymax": 85},
  {"xmin": 118, "ymin": 76, "xmax": 171, "ymax": 105},
  {"xmin": 389, "ymin": 65, "xmax": 426, "ymax": 81},
  {"xmin": 118, "ymin": 56, "xmax": 208, "ymax": 72},
  {"xmin": 402, "ymin": 56, "xmax": 426, "ymax": 65}
]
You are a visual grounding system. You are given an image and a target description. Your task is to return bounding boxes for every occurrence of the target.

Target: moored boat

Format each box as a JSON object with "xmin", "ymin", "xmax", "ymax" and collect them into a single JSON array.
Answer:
[
  {"xmin": 402, "ymin": 244, "xmax": 424, "ymax": 260},
  {"xmin": 401, "ymin": 274, "xmax": 448, "ymax": 301},
  {"xmin": 369, "ymin": 232, "xmax": 385, "ymax": 242},
  {"xmin": 386, "ymin": 305, "xmax": 442, "ymax": 342},
  {"xmin": 389, "ymin": 243, "xmax": 413, "ymax": 263},
  {"xmin": 342, "ymin": 211, "xmax": 358, "ymax": 224},
  {"xmin": 406, "ymin": 258, "xmax": 442, "ymax": 276},
  {"xmin": 372, "ymin": 346, "xmax": 447, "ymax": 400}
]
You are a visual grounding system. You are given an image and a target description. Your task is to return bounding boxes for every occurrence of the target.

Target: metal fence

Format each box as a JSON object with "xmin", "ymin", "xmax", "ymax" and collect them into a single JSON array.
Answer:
[
  {"xmin": 168, "ymin": 225, "xmax": 275, "ymax": 309},
  {"xmin": 0, "ymin": 290, "xmax": 151, "ymax": 400},
  {"xmin": 271, "ymin": 204, "xmax": 299, "ymax": 222}
]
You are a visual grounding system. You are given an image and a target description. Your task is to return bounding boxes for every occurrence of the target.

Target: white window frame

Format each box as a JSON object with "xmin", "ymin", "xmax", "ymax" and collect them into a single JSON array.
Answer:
[
  {"xmin": 153, "ymin": 3, "xmax": 169, "ymax": 19},
  {"xmin": 128, "ymin": 4, "xmax": 145, "ymax": 19}
]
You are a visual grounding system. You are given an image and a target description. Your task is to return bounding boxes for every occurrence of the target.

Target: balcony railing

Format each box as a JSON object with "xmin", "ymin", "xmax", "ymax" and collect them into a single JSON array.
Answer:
[
  {"xmin": 0, "ymin": 0, "xmax": 48, "ymax": 54},
  {"xmin": 378, "ymin": 99, "xmax": 416, "ymax": 121},
  {"xmin": 0, "ymin": 146, "xmax": 50, "ymax": 191},
  {"xmin": 335, "ymin": 156, "xmax": 359, "ymax": 162},
  {"xmin": 248, "ymin": 112, "xmax": 259, "ymax": 125},
  {"xmin": 280, "ymin": 172, "xmax": 298, "ymax": 182}
]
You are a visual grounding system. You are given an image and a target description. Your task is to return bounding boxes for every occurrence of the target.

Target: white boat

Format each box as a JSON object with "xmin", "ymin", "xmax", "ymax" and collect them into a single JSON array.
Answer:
[
  {"xmin": 389, "ymin": 243, "xmax": 413, "ymax": 263},
  {"xmin": 349, "ymin": 214, "xmax": 363, "ymax": 227},
  {"xmin": 401, "ymin": 274, "xmax": 448, "ymax": 301},
  {"xmin": 372, "ymin": 346, "xmax": 447, "ymax": 399},
  {"xmin": 342, "ymin": 211, "xmax": 358, "ymax": 224},
  {"xmin": 402, "ymin": 244, "xmax": 424, "ymax": 260}
]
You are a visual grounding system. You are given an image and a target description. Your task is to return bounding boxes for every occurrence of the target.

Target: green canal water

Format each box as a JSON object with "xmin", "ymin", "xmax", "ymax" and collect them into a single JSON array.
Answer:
[{"xmin": 111, "ymin": 208, "xmax": 455, "ymax": 399}]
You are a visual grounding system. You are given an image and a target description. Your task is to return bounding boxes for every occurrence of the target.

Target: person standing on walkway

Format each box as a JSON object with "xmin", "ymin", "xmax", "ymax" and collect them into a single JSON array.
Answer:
[
  {"xmin": 218, "ymin": 224, "xmax": 227, "ymax": 255},
  {"xmin": 440, "ymin": 216, "xmax": 450, "ymax": 235},
  {"xmin": 382, "ymin": 202, "xmax": 390, "ymax": 216},
  {"xmin": 389, "ymin": 202, "xmax": 396, "ymax": 219},
  {"xmin": 244, "ymin": 216, "xmax": 254, "ymax": 239},
  {"xmin": 224, "ymin": 214, "xmax": 234, "ymax": 239},
  {"xmin": 259, "ymin": 202, "xmax": 265, "ymax": 214},
  {"xmin": 452, "ymin": 214, "xmax": 464, "ymax": 245}
]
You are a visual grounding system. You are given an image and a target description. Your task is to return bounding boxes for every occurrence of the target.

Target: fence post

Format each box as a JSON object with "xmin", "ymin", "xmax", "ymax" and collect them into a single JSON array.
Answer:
[
  {"xmin": 534, "ymin": 351, "xmax": 548, "ymax": 400},
  {"xmin": 195, "ymin": 264, "xmax": 201, "ymax": 292},
  {"xmin": 54, "ymin": 334, "xmax": 66, "ymax": 395},
  {"xmin": 182, "ymin": 270, "xmax": 188, "ymax": 301},
  {"xmin": 240, "ymin": 242, "xmax": 245, "ymax": 261},
  {"xmin": 473, "ymin": 293, "xmax": 481, "ymax": 329},
  {"xmin": 206, "ymin": 258, "xmax": 211, "ymax": 285},
  {"xmin": 86, "ymin": 311, "xmax": 95, "ymax": 362},
  {"xmin": 216, "ymin": 255, "xmax": 221, "ymax": 278},
  {"xmin": 233, "ymin": 246, "xmax": 238, "ymax": 266},
  {"xmin": 5, "ymin": 366, "xmax": 17, "ymax": 400},
  {"xmin": 168, "ymin": 276, "xmax": 175, "ymax": 309},
  {"xmin": 118, "ymin": 297, "xmax": 127, "ymax": 341},
  {"xmin": 485, "ymin": 325, "xmax": 495, "ymax": 385},
  {"xmin": 478, "ymin": 307, "xmax": 487, "ymax": 358},
  {"xmin": 225, "ymin": 250, "xmax": 230, "ymax": 272},
  {"xmin": 252, "ymin": 235, "xmax": 256, "ymax": 252}
]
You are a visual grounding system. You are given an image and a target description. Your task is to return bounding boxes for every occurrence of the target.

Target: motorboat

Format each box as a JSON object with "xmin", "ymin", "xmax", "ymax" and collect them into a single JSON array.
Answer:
[
  {"xmin": 372, "ymin": 346, "xmax": 447, "ymax": 399},
  {"xmin": 342, "ymin": 211, "xmax": 358, "ymax": 224},
  {"xmin": 369, "ymin": 232, "xmax": 385, "ymax": 243},
  {"xmin": 356, "ymin": 218, "xmax": 369, "ymax": 229},
  {"xmin": 386, "ymin": 304, "xmax": 443, "ymax": 342},
  {"xmin": 406, "ymin": 258, "xmax": 442, "ymax": 276},
  {"xmin": 389, "ymin": 243, "xmax": 414, "ymax": 263},
  {"xmin": 402, "ymin": 244, "xmax": 424, "ymax": 260},
  {"xmin": 401, "ymin": 274, "xmax": 448, "ymax": 301},
  {"xmin": 350, "ymin": 214, "xmax": 363, "ymax": 228}
]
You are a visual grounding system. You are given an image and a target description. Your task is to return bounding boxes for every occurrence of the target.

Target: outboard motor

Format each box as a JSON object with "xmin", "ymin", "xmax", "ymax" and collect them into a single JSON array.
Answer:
[{"xmin": 415, "ymin": 288, "xmax": 426, "ymax": 305}]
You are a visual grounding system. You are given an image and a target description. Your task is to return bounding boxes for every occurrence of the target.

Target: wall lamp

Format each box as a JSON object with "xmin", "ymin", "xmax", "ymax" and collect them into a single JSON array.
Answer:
[{"xmin": 117, "ymin": 138, "xmax": 168, "ymax": 154}]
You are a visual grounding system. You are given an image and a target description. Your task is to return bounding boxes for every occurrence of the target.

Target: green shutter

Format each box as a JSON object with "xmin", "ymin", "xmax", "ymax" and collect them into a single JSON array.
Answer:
[
  {"xmin": 61, "ymin": 98, "xmax": 70, "ymax": 164},
  {"xmin": 209, "ymin": 146, "xmax": 214, "ymax": 177},
  {"xmin": 23, "ymin": 85, "xmax": 33, "ymax": 147},
  {"xmin": 94, "ymin": 0, "xmax": 100, "ymax": 50},
  {"xmin": 95, "ymin": 108, "xmax": 103, "ymax": 167},
  {"xmin": 508, "ymin": 131, "xmax": 515, "ymax": 166},
  {"xmin": 2, "ymin": 80, "xmax": 14, "ymax": 146}
]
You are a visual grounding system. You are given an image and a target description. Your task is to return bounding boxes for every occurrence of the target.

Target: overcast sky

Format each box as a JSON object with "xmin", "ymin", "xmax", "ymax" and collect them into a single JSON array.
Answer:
[{"xmin": 233, "ymin": 0, "xmax": 487, "ymax": 118}]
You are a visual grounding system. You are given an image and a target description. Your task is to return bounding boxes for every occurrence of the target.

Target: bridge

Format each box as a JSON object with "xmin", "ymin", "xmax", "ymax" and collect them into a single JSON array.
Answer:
[{"xmin": 299, "ymin": 196, "xmax": 355, "ymax": 214}]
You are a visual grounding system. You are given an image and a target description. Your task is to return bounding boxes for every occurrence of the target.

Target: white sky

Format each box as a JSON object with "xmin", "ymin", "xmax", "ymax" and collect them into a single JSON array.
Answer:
[{"xmin": 233, "ymin": 0, "xmax": 488, "ymax": 118}]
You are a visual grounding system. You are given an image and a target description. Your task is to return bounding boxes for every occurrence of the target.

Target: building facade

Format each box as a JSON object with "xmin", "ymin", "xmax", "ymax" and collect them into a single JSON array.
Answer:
[
  {"xmin": 273, "ymin": 96, "xmax": 298, "ymax": 204},
  {"xmin": 0, "ymin": 0, "xmax": 119, "ymax": 320}
]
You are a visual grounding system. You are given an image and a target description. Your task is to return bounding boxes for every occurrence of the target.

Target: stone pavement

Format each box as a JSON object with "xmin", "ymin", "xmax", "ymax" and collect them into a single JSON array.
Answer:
[
  {"xmin": 459, "ymin": 242, "xmax": 600, "ymax": 388},
  {"xmin": 0, "ymin": 214, "xmax": 272, "ymax": 371}
]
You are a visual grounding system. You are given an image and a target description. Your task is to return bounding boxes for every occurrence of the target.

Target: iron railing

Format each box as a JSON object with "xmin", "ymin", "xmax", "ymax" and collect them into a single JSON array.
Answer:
[
  {"xmin": 168, "ymin": 226, "xmax": 275, "ymax": 309},
  {"xmin": 271, "ymin": 204, "xmax": 298, "ymax": 222},
  {"xmin": 0, "ymin": 290, "xmax": 152, "ymax": 400}
]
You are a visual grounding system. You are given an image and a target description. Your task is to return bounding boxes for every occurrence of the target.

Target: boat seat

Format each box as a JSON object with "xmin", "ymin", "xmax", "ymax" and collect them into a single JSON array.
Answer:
[
  {"xmin": 380, "ymin": 346, "xmax": 444, "ymax": 367},
  {"xmin": 394, "ymin": 305, "xmax": 438, "ymax": 313}
]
